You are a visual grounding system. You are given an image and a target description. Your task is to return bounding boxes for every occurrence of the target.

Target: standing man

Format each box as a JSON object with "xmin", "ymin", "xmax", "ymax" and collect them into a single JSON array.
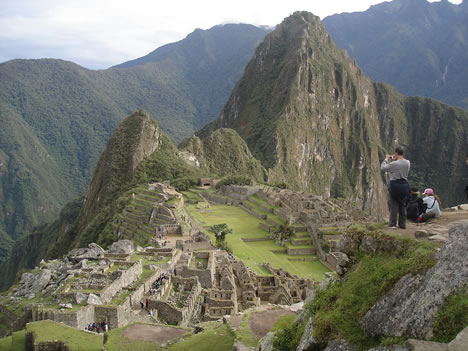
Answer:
[{"xmin": 381, "ymin": 146, "xmax": 411, "ymax": 229}]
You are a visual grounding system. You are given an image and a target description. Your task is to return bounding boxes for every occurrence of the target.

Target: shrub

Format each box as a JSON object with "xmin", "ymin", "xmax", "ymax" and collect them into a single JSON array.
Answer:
[{"xmin": 215, "ymin": 175, "xmax": 253, "ymax": 189}]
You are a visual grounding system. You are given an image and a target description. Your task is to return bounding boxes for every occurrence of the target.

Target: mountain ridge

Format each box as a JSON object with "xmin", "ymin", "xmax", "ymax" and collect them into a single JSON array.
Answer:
[
  {"xmin": 323, "ymin": 0, "xmax": 468, "ymax": 109},
  {"xmin": 0, "ymin": 24, "xmax": 268, "ymax": 256}
]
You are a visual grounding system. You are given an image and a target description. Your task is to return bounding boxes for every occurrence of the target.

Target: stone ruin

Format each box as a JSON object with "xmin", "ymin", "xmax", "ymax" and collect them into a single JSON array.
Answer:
[{"xmin": 3, "ymin": 182, "xmax": 372, "ymax": 333}]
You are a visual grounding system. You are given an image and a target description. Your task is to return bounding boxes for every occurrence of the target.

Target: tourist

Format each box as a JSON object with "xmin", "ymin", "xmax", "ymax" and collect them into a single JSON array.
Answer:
[
  {"xmin": 145, "ymin": 298, "xmax": 149, "ymax": 309},
  {"xmin": 140, "ymin": 300, "xmax": 144, "ymax": 309},
  {"xmin": 418, "ymin": 188, "xmax": 441, "ymax": 222},
  {"xmin": 407, "ymin": 187, "xmax": 424, "ymax": 221},
  {"xmin": 381, "ymin": 146, "xmax": 411, "ymax": 229}
]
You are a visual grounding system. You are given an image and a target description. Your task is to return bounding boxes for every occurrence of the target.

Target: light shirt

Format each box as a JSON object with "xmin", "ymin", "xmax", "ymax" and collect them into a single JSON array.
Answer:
[
  {"xmin": 381, "ymin": 158, "xmax": 410, "ymax": 181},
  {"xmin": 423, "ymin": 195, "xmax": 441, "ymax": 217}
]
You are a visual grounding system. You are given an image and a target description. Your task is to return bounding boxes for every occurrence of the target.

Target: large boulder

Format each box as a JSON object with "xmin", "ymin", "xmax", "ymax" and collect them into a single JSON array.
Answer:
[
  {"xmin": 361, "ymin": 220, "xmax": 468, "ymax": 339},
  {"xmin": 87, "ymin": 293, "xmax": 103, "ymax": 305},
  {"xmin": 256, "ymin": 332, "xmax": 275, "ymax": 351},
  {"xmin": 297, "ymin": 317, "xmax": 320, "ymax": 351},
  {"xmin": 30, "ymin": 269, "xmax": 52, "ymax": 293},
  {"xmin": 108, "ymin": 240, "xmax": 135, "ymax": 254}
]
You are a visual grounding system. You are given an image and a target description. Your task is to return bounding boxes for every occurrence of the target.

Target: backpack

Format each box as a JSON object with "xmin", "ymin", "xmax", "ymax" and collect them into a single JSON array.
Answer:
[{"xmin": 407, "ymin": 195, "xmax": 420, "ymax": 220}]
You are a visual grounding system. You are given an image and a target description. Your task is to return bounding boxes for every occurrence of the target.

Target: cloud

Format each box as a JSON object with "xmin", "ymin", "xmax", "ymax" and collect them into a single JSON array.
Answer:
[{"xmin": 0, "ymin": 0, "xmax": 463, "ymax": 69}]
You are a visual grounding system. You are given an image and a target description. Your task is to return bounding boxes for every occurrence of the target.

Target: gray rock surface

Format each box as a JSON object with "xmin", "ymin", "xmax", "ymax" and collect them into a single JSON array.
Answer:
[
  {"xmin": 368, "ymin": 346, "xmax": 408, "ymax": 351},
  {"xmin": 87, "ymin": 293, "xmax": 103, "ymax": 305},
  {"xmin": 256, "ymin": 332, "xmax": 275, "ymax": 351},
  {"xmin": 324, "ymin": 340, "xmax": 355, "ymax": 351},
  {"xmin": 108, "ymin": 240, "xmax": 135, "ymax": 254},
  {"xmin": 74, "ymin": 292, "xmax": 88, "ymax": 304},
  {"xmin": 297, "ymin": 317, "xmax": 319, "ymax": 351},
  {"xmin": 232, "ymin": 342, "xmax": 253, "ymax": 351},
  {"xmin": 361, "ymin": 220, "xmax": 468, "ymax": 339}
]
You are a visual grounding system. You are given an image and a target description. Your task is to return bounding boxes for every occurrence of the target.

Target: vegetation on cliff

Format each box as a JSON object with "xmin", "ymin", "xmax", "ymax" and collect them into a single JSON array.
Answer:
[
  {"xmin": 274, "ymin": 225, "xmax": 438, "ymax": 350},
  {"xmin": 199, "ymin": 11, "xmax": 468, "ymax": 217}
]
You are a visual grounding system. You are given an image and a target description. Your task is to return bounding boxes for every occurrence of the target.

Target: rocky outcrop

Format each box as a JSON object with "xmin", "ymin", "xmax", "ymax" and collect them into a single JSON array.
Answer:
[
  {"xmin": 297, "ymin": 317, "xmax": 319, "ymax": 351},
  {"xmin": 14, "ymin": 269, "xmax": 52, "ymax": 298},
  {"xmin": 256, "ymin": 332, "xmax": 275, "ymax": 351},
  {"xmin": 324, "ymin": 340, "xmax": 356, "ymax": 351},
  {"xmin": 361, "ymin": 220, "xmax": 468, "ymax": 339},
  {"xmin": 108, "ymin": 240, "xmax": 134, "ymax": 254}
]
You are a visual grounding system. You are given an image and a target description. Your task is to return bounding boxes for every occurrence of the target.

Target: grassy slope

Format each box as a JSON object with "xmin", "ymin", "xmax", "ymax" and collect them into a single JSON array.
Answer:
[
  {"xmin": 27, "ymin": 320, "xmax": 103, "ymax": 351},
  {"xmin": 274, "ymin": 227, "xmax": 439, "ymax": 351},
  {"xmin": 169, "ymin": 322, "xmax": 236, "ymax": 351},
  {"xmin": 187, "ymin": 203, "xmax": 329, "ymax": 280}
]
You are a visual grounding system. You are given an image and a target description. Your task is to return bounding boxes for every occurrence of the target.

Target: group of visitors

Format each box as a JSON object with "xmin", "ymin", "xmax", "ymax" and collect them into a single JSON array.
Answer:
[
  {"xmin": 85, "ymin": 321, "xmax": 108, "ymax": 333},
  {"xmin": 150, "ymin": 272, "xmax": 170, "ymax": 294},
  {"xmin": 407, "ymin": 187, "xmax": 441, "ymax": 222},
  {"xmin": 152, "ymin": 233, "xmax": 168, "ymax": 247},
  {"xmin": 381, "ymin": 146, "xmax": 441, "ymax": 229}
]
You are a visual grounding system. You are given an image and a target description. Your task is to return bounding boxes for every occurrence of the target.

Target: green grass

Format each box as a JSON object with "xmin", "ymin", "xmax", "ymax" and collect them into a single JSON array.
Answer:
[
  {"xmin": 235, "ymin": 314, "xmax": 260, "ymax": 348},
  {"xmin": 0, "ymin": 335, "xmax": 13, "ymax": 351},
  {"xmin": 11, "ymin": 331, "xmax": 25, "ymax": 351},
  {"xmin": 27, "ymin": 320, "xmax": 103, "ymax": 351},
  {"xmin": 111, "ymin": 289, "xmax": 132, "ymax": 305},
  {"xmin": 169, "ymin": 323, "xmax": 235, "ymax": 351},
  {"xmin": 105, "ymin": 324, "xmax": 163, "ymax": 351},
  {"xmin": 186, "ymin": 204, "xmax": 329, "ymax": 280},
  {"xmin": 271, "ymin": 314, "xmax": 296, "ymax": 332},
  {"xmin": 304, "ymin": 232, "xmax": 438, "ymax": 350},
  {"xmin": 432, "ymin": 285, "xmax": 468, "ymax": 343}
]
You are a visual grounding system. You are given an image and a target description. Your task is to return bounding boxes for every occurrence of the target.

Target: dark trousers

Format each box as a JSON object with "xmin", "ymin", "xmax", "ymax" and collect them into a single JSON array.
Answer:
[
  {"xmin": 388, "ymin": 194, "xmax": 407, "ymax": 228},
  {"xmin": 388, "ymin": 179, "xmax": 409, "ymax": 228}
]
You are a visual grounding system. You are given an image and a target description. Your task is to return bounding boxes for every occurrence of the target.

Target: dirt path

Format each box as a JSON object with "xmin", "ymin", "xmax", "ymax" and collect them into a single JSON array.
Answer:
[
  {"xmin": 122, "ymin": 324, "xmax": 187, "ymax": 344},
  {"xmin": 384, "ymin": 209, "xmax": 468, "ymax": 241},
  {"xmin": 249, "ymin": 309, "xmax": 295, "ymax": 338}
]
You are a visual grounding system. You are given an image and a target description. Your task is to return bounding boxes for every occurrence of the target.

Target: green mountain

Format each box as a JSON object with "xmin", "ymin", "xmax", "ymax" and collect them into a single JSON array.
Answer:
[
  {"xmin": 0, "ymin": 110, "xmax": 265, "ymax": 290},
  {"xmin": 181, "ymin": 128, "xmax": 266, "ymax": 181},
  {"xmin": 323, "ymin": 0, "xmax": 468, "ymax": 109},
  {"xmin": 200, "ymin": 11, "xmax": 468, "ymax": 216},
  {"xmin": 0, "ymin": 24, "xmax": 268, "ymax": 259}
]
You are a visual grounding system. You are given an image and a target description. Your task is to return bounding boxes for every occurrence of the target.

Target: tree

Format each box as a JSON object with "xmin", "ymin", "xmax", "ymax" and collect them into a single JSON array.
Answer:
[
  {"xmin": 210, "ymin": 223, "xmax": 232, "ymax": 245},
  {"xmin": 271, "ymin": 224, "xmax": 294, "ymax": 245}
]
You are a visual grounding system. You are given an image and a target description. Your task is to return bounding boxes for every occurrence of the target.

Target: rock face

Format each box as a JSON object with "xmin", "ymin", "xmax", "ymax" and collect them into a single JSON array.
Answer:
[
  {"xmin": 14, "ymin": 269, "xmax": 52, "ymax": 297},
  {"xmin": 324, "ymin": 340, "xmax": 356, "ymax": 351},
  {"xmin": 297, "ymin": 317, "xmax": 319, "ymax": 351},
  {"xmin": 87, "ymin": 293, "xmax": 103, "ymax": 305},
  {"xmin": 361, "ymin": 220, "xmax": 468, "ymax": 339},
  {"xmin": 256, "ymin": 332, "xmax": 275, "ymax": 351},
  {"xmin": 108, "ymin": 240, "xmax": 134, "ymax": 254}
]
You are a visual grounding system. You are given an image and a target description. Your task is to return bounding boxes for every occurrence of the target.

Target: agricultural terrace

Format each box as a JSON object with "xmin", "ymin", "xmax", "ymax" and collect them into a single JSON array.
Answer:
[{"xmin": 185, "ymin": 201, "xmax": 329, "ymax": 281}]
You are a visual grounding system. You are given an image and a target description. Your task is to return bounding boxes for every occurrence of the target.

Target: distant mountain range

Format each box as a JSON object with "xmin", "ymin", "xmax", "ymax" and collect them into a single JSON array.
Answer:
[
  {"xmin": 2, "ymin": 8, "xmax": 468, "ymax": 291},
  {"xmin": 0, "ymin": 24, "xmax": 269, "ymax": 258},
  {"xmin": 323, "ymin": 0, "xmax": 468, "ymax": 109}
]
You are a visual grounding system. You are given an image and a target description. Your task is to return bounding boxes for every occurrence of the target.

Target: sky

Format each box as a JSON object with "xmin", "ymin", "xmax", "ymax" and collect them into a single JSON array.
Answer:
[{"xmin": 0, "ymin": 0, "xmax": 463, "ymax": 69}]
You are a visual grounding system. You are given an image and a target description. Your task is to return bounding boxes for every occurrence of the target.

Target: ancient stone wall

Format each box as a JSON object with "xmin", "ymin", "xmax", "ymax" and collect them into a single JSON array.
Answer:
[
  {"xmin": 179, "ymin": 252, "xmax": 215, "ymax": 288},
  {"xmin": 33, "ymin": 305, "xmax": 95, "ymax": 330},
  {"xmin": 100, "ymin": 261, "xmax": 142, "ymax": 303}
]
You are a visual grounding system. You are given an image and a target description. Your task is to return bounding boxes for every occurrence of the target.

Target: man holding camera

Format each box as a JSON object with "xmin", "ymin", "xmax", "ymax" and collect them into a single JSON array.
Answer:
[{"xmin": 381, "ymin": 146, "xmax": 411, "ymax": 229}]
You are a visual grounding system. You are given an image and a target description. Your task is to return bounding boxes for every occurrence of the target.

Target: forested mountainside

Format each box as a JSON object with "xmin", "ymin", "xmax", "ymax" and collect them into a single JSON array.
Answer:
[
  {"xmin": 323, "ymin": 0, "xmax": 468, "ymax": 109},
  {"xmin": 0, "ymin": 24, "xmax": 268, "ymax": 258},
  {"xmin": 200, "ymin": 11, "xmax": 468, "ymax": 217},
  {"xmin": 0, "ymin": 111, "xmax": 264, "ymax": 290}
]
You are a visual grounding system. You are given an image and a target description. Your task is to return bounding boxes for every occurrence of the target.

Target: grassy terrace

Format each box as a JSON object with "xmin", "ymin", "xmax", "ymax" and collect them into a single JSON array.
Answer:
[
  {"xmin": 27, "ymin": 320, "xmax": 103, "ymax": 351},
  {"xmin": 186, "ymin": 204, "xmax": 328, "ymax": 280}
]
